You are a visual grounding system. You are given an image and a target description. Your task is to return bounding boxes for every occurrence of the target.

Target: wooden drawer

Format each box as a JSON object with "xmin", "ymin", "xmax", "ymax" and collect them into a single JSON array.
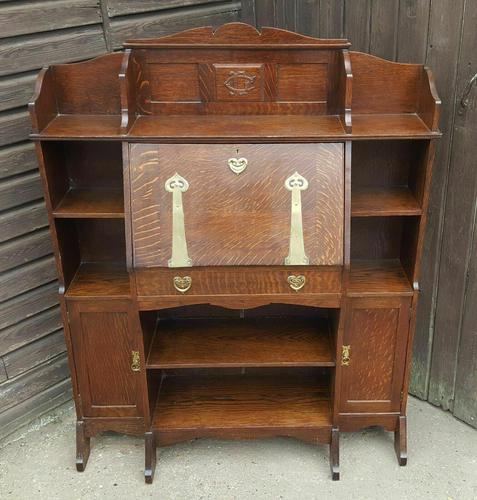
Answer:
[
  {"xmin": 129, "ymin": 143, "xmax": 344, "ymax": 268},
  {"xmin": 135, "ymin": 266, "xmax": 342, "ymax": 309}
]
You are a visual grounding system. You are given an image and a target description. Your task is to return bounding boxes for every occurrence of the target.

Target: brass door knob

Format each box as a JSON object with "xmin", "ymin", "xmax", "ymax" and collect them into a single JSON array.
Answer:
[
  {"xmin": 287, "ymin": 275, "xmax": 306, "ymax": 291},
  {"xmin": 173, "ymin": 276, "xmax": 192, "ymax": 293}
]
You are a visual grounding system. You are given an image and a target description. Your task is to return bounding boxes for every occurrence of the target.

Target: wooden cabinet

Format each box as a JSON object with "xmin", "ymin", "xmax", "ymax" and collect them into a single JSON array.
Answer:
[
  {"xmin": 68, "ymin": 300, "xmax": 144, "ymax": 419},
  {"xmin": 29, "ymin": 22, "xmax": 441, "ymax": 485},
  {"xmin": 339, "ymin": 297, "xmax": 411, "ymax": 414}
]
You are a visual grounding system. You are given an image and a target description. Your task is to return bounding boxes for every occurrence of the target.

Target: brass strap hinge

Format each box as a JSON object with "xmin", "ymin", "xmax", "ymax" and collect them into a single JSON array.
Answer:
[
  {"xmin": 165, "ymin": 173, "xmax": 192, "ymax": 268},
  {"xmin": 284, "ymin": 172, "xmax": 309, "ymax": 265}
]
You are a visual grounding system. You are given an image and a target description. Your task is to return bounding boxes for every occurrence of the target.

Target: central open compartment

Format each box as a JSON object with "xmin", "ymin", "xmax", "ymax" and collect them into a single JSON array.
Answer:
[
  {"xmin": 143, "ymin": 304, "xmax": 338, "ymax": 442},
  {"xmin": 147, "ymin": 304, "xmax": 336, "ymax": 368},
  {"xmin": 152, "ymin": 368, "xmax": 332, "ymax": 443}
]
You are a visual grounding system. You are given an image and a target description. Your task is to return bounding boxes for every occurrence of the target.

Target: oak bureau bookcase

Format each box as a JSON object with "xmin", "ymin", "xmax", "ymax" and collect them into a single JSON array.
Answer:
[{"xmin": 29, "ymin": 23, "xmax": 441, "ymax": 483}]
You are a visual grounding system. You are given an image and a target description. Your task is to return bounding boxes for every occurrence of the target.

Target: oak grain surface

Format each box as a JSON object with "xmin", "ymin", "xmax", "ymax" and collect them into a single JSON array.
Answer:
[
  {"xmin": 130, "ymin": 143, "xmax": 344, "ymax": 267},
  {"xmin": 153, "ymin": 372, "xmax": 332, "ymax": 431},
  {"xmin": 147, "ymin": 317, "xmax": 334, "ymax": 368}
]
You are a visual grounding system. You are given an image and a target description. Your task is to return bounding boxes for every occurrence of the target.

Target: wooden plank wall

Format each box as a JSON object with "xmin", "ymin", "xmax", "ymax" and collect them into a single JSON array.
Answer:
[
  {"xmin": 0, "ymin": 0, "xmax": 241, "ymax": 440},
  {"xmin": 245, "ymin": 0, "xmax": 477, "ymax": 428}
]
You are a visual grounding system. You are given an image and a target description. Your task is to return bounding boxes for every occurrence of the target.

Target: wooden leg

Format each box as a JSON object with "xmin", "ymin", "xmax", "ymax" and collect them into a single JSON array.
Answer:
[
  {"xmin": 330, "ymin": 426, "xmax": 340, "ymax": 480},
  {"xmin": 76, "ymin": 420, "xmax": 90, "ymax": 472},
  {"xmin": 394, "ymin": 415, "xmax": 407, "ymax": 466},
  {"xmin": 145, "ymin": 431, "xmax": 156, "ymax": 484}
]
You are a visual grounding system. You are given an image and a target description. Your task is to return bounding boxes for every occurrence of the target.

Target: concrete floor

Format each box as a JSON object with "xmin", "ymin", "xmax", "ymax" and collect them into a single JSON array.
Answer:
[{"xmin": 0, "ymin": 396, "xmax": 476, "ymax": 500}]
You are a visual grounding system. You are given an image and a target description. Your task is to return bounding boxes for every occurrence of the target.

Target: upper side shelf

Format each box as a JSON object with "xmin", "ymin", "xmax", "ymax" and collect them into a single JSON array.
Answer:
[
  {"xmin": 29, "ymin": 52, "xmax": 124, "ymax": 136},
  {"xmin": 29, "ymin": 23, "xmax": 441, "ymax": 141},
  {"xmin": 349, "ymin": 51, "xmax": 441, "ymax": 135}
]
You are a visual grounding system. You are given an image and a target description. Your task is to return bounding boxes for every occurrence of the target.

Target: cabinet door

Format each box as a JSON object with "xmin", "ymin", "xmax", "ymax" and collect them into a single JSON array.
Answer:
[
  {"xmin": 68, "ymin": 300, "xmax": 144, "ymax": 418},
  {"xmin": 339, "ymin": 297, "xmax": 411, "ymax": 414},
  {"xmin": 129, "ymin": 143, "xmax": 344, "ymax": 268}
]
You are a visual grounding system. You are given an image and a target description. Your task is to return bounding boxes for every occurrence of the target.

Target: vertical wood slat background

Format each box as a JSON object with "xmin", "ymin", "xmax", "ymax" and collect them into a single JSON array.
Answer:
[{"xmin": 0, "ymin": 0, "xmax": 475, "ymax": 438}]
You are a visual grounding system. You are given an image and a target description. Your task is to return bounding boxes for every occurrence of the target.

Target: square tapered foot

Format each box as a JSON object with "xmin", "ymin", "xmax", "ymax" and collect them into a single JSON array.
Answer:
[
  {"xmin": 145, "ymin": 431, "xmax": 156, "ymax": 484},
  {"xmin": 76, "ymin": 420, "xmax": 90, "ymax": 472},
  {"xmin": 394, "ymin": 415, "xmax": 407, "ymax": 466},
  {"xmin": 330, "ymin": 427, "xmax": 340, "ymax": 480}
]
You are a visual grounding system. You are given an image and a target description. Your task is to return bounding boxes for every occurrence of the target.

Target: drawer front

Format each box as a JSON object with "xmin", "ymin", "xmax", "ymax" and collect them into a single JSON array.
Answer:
[
  {"xmin": 135, "ymin": 266, "xmax": 341, "ymax": 299},
  {"xmin": 129, "ymin": 143, "xmax": 344, "ymax": 268}
]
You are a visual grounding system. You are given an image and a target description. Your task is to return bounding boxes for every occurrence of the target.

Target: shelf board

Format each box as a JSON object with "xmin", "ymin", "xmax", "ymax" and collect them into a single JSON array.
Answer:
[
  {"xmin": 129, "ymin": 114, "xmax": 346, "ymax": 141},
  {"xmin": 152, "ymin": 373, "xmax": 332, "ymax": 434},
  {"xmin": 147, "ymin": 318, "xmax": 334, "ymax": 369},
  {"xmin": 53, "ymin": 189, "xmax": 124, "ymax": 218},
  {"xmin": 352, "ymin": 113, "xmax": 439, "ymax": 139},
  {"xmin": 349, "ymin": 259, "xmax": 413, "ymax": 296},
  {"xmin": 34, "ymin": 114, "xmax": 121, "ymax": 139},
  {"xmin": 31, "ymin": 113, "xmax": 441, "ymax": 142},
  {"xmin": 31, "ymin": 113, "xmax": 440, "ymax": 141},
  {"xmin": 65, "ymin": 262, "xmax": 130, "ymax": 298},
  {"xmin": 351, "ymin": 187, "xmax": 421, "ymax": 217}
]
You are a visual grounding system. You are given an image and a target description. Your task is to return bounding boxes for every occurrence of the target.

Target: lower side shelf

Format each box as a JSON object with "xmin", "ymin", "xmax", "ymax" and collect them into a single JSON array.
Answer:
[{"xmin": 152, "ymin": 372, "xmax": 332, "ymax": 445}]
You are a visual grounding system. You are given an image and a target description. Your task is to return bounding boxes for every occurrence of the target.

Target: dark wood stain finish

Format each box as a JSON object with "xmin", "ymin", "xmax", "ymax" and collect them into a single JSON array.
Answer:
[
  {"xmin": 147, "ymin": 317, "xmax": 335, "ymax": 368},
  {"xmin": 130, "ymin": 143, "xmax": 344, "ymax": 267},
  {"xmin": 28, "ymin": 19, "xmax": 442, "ymax": 485}
]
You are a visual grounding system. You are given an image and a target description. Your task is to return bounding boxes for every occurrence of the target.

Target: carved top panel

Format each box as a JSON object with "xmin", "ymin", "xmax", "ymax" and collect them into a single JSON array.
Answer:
[{"xmin": 124, "ymin": 22, "xmax": 350, "ymax": 49}]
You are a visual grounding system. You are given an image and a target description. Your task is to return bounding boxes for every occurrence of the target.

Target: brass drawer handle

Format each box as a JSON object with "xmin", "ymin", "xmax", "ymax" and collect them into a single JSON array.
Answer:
[
  {"xmin": 341, "ymin": 345, "xmax": 351, "ymax": 366},
  {"xmin": 173, "ymin": 276, "xmax": 192, "ymax": 293},
  {"xmin": 131, "ymin": 351, "xmax": 141, "ymax": 372},
  {"xmin": 287, "ymin": 274, "xmax": 306, "ymax": 291},
  {"xmin": 228, "ymin": 157, "xmax": 248, "ymax": 175}
]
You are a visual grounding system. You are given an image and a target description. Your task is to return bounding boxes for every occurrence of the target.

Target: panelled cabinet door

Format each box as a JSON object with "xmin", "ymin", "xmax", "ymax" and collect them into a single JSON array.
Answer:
[
  {"xmin": 68, "ymin": 300, "xmax": 144, "ymax": 418},
  {"xmin": 129, "ymin": 143, "xmax": 344, "ymax": 268},
  {"xmin": 339, "ymin": 297, "xmax": 411, "ymax": 414}
]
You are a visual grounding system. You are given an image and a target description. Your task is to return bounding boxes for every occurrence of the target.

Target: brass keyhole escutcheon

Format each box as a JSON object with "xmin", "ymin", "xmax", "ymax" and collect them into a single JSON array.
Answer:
[
  {"xmin": 173, "ymin": 276, "xmax": 192, "ymax": 293},
  {"xmin": 287, "ymin": 274, "xmax": 306, "ymax": 292},
  {"xmin": 228, "ymin": 157, "xmax": 248, "ymax": 175},
  {"xmin": 131, "ymin": 351, "xmax": 141, "ymax": 372}
]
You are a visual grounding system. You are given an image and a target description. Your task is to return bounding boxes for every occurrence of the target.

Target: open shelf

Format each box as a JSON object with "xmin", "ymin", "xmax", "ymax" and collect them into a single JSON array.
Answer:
[
  {"xmin": 152, "ymin": 372, "xmax": 332, "ymax": 433},
  {"xmin": 349, "ymin": 259, "xmax": 413, "ymax": 296},
  {"xmin": 147, "ymin": 317, "xmax": 334, "ymax": 369},
  {"xmin": 129, "ymin": 115, "xmax": 346, "ymax": 141},
  {"xmin": 36, "ymin": 114, "xmax": 122, "ymax": 140},
  {"xmin": 65, "ymin": 262, "xmax": 130, "ymax": 298},
  {"xmin": 33, "ymin": 113, "xmax": 440, "ymax": 141},
  {"xmin": 53, "ymin": 188, "xmax": 124, "ymax": 218},
  {"xmin": 351, "ymin": 187, "xmax": 421, "ymax": 217},
  {"xmin": 351, "ymin": 114, "xmax": 438, "ymax": 139}
]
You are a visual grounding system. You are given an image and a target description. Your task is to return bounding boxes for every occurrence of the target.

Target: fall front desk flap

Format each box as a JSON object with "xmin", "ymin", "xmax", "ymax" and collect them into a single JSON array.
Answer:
[{"xmin": 129, "ymin": 143, "xmax": 344, "ymax": 268}]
